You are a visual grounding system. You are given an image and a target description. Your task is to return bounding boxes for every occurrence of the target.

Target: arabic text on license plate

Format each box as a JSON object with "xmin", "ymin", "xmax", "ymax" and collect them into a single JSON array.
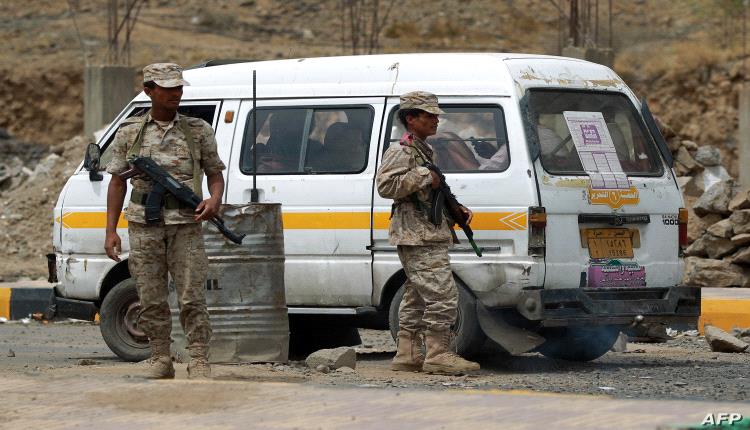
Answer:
[{"xmin": 586, "ymin": 229, "xmax": 634, "ymax": 259}]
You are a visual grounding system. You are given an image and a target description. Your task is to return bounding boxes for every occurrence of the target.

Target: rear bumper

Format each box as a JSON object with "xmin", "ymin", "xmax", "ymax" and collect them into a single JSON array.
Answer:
[
  {"xmin": 50, "ymin": 294, "xmax": 99, "ymax": 321},
  {"xmin": 515, "ymin": 286, "xmax": 700, "ymax": 328}
]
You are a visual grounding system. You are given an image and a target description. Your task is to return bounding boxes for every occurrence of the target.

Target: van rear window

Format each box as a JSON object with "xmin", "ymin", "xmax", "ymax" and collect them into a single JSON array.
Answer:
[
  {"xmin": 526, "ymin": 90, "xmax": 663, "ymax": 176},
  {"xmin": 385, "ymin": 105, "xmax": 509, "ymax": 173}
]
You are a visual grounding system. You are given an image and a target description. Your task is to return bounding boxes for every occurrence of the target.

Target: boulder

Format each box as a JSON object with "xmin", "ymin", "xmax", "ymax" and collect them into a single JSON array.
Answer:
[
  {"xmin": 730, "ymin": 210, "xmax": 750, "ymax": 235},
  {"xmin": 704, "ymin": 325, "xmax": 749, "ymax": 353},
  {"xmin": 675, "ymin": 146, "xmax": 699, "ymax": 172},
  {"xmin": 685, "ymin": 234, "xmax": 736, "ymax": 259},
  {"xmin": 729, "ymin": 189, "xmax": 750, "ymax": 211},
  {"xmin": 683, "ymin": 257, "xmax": 747, "ymax": 288},
  {"xmin": 694, "ymin": 146, "xmax": 722, "ymax": 166},
  {"xmin": 693, "ymin": 180, "xmax": 733, "ymax": 216},
  {"xmin": 687, "ymin": 210, "xmax": 722, "ymax": 244},
  {"xmin": 685, "ymin": 166, "xmax": 732, "ymax": 197},
  {"xmin": 706, "ymin": 218, "xmax": 734, "ymax": 239},
  {"xmin": 731, "ymin": 233, "xmax": 750, "ymax": 247},
  {"xmin": 681, "ymin": 139, "xmax": 699, "ymax": 151},
  {"xmin": 305, "ymin": 347, "xmax": 356, "ymax": 370},
  {"xmin": 732, "ymin": 247, "xmax": 750, "ymax": 265},
  {"xmin": 684, "ymin": 235, "xmax": 708, "ymax": 257}
]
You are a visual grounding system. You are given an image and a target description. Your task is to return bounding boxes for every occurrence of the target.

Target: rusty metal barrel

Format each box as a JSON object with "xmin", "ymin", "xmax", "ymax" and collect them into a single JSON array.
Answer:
[{"xmin": 169, "ymin": 203, "xmax": 288, "ymax": 363}]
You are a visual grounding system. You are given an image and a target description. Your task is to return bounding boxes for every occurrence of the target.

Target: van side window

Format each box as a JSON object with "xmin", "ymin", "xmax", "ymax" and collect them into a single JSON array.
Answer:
[
  {"xmin": 527, "ymin": 90, "xmax": 663, "ymax": 176},
  {"xmin": 384, "ymin": 105, "xmax": 509, "ymax": 173},
  {"xmin": 241, "ymin": 107, "xmax": 373, "ymax": 174},
  {"xmin": 99, "ymin": 104, "xmax": 217, "ymax": 169}
]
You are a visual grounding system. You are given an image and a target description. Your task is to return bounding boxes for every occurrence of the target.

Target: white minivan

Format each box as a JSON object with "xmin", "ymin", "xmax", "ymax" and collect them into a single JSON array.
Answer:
[{"xmin": 50, "ymin": 53, "xmax": 700, "ymax": 362}]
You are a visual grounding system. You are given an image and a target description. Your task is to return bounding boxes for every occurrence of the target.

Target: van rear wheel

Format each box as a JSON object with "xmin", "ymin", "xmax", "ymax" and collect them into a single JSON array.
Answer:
[
  {"xmin": 388, "ymin": 279, "xmax": 486, "ymax": 358},
  {"xmin": 99, "ymin": 278, "xmax": 150, "ymax": 362},
  {"xmin": 537, "ymin": 325, "xmax": 620, "ymax": 362}
]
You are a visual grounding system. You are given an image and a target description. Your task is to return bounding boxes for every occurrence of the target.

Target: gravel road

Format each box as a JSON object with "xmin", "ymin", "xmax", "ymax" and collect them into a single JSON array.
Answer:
[{"xmin": 0, "ymin": 321, "xmax": 748, "ymax": 402}]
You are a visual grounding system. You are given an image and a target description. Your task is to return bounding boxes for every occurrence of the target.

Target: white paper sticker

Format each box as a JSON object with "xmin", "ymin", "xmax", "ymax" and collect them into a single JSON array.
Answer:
[{"xmin": 563, "ymin": 111, "xmax": 630, "ymax": 190}]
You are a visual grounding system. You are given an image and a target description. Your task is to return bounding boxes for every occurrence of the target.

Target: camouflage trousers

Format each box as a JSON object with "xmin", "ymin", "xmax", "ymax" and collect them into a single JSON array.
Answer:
[
  {"xmin": 128, "ymin": 222, "xmax": 212, "ymax": 346},
  {"xmin": 396, "ymin": 244, "xmax": 457, "ymax": 333}
]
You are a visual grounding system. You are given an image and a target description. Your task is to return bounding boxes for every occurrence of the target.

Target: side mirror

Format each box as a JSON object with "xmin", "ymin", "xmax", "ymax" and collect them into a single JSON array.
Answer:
[{"xmin": 83, "ymin": 143, "xmax": 103, "ymax": 182}]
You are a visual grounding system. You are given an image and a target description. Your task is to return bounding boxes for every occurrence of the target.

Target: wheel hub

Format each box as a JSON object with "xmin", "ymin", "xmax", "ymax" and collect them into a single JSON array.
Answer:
[{"xmin": 123, "ymin": 301, "xmax": 147, "ymax": 339}]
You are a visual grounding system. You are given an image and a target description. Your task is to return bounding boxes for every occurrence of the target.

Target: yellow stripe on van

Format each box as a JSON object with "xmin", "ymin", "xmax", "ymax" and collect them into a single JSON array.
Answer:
[
  {"xmin": 57, "ymin": 211, "xmax": 527, "ymax": 231},
  {"xmin": 56, "ymin": 212, "xmax": 127, "ymax": 229}
]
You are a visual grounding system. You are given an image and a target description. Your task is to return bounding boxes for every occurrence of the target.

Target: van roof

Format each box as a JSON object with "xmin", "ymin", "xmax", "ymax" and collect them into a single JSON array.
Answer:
[{"xmin": 133, "ymin": 53, "xmax": 626, "ymax": 101}]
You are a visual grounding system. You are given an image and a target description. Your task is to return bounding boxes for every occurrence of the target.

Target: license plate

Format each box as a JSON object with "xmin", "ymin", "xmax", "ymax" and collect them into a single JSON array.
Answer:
[{"xmin": 585, "ymin": 228, "xmax": 634, "ymax": 259}]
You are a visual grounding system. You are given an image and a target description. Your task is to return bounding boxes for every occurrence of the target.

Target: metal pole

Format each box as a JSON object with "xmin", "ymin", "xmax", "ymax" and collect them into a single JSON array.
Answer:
[
  {"xmin": 608, "ymin": 0, "xmax": 612, "ymax": 48},
  {"xmin": 251, "ymin": 70, "xmax": 259, "ymax": 203}
]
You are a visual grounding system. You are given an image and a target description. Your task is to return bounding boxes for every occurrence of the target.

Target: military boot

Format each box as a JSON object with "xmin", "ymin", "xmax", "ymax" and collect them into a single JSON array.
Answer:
[
  {"xmin": 423, "ymin": 329, "xmax": 480, "ymax": 375},
  {"xmin": 187, "ymin": 343, "xmax": 211, "ymax": 380},
  {"xmin": 391, "ymin": 329, "xmax": 425, "ymax": 372},
  {"xmin": 145, "ymin": 339, "xmax": 175, "ymax": 379}
]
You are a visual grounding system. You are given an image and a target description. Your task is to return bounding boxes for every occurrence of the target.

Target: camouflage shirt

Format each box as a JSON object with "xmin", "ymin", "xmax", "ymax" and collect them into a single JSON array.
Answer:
[
  {"xmin": 376, "ymin": 134, "xmax": 452, "ymax": 245},
  {"xmin": 106, "ymin": 112, "xmax": 226, "ymax": 225}
]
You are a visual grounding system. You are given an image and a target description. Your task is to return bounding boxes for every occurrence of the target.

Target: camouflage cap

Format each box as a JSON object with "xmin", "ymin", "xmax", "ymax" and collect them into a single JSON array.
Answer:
[
  {"xmin": 142, "ymin": 63, "xmax": 190, "ymax": 88},
  {"xmin": 399, "ymin": 91, "xmax": 444, "ymax": 115}
]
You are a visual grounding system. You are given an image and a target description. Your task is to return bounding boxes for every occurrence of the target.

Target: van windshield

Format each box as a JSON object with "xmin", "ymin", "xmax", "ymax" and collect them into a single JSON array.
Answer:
[{"xmin": 526, "ymin": 90, "xmax": 663, "ymax": 176}]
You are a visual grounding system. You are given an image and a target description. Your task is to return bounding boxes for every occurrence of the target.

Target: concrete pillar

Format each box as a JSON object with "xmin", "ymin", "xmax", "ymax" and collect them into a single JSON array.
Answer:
[
  {"xmin": 84, "ymin": 66, "xmax": 135, "ymax": 135},
  {"xmin": 740, "ymin": 89, "xmax": 750, "ymax": 189}
]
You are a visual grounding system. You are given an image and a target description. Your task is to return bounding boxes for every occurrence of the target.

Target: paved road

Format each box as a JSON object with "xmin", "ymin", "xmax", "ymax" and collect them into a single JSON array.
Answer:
[{"xmin": 1, "ymin": 322, "xmax": 749, "ymax": 429}]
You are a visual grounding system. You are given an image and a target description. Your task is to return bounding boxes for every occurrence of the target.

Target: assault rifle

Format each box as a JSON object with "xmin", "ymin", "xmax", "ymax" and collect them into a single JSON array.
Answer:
[
  {"xmin": 425, "ymin": 162, "xmax": 483, "ymax": 257},
  {"xmin": 121, "ymin": 156, "xmax": 245, "ymax": 245}
]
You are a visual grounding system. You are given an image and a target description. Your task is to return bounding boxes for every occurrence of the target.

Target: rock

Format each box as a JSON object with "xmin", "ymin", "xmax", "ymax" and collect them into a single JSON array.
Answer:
[
  {"xmin": 684, "ymin": 235, "xmax": 709, "ymax": 257},
  {"xmin": 305, "ymin": 347, "xmax": 356, "ymax": 370},
  {"xmin": 693, "ymin": 180, "xmax": 733, "ymax": 216},
  {"xmin": 694, "ymin": 146, "xmax": 722, "ymax": 166},
  {"xmin": 7, "ymin": 348, "xmax": 15, "ymax": 357},
  {"xmin": 730, "ymin": 210, "xmax": 750, "ymax": 235},
  {"xmin": 675, "ymin": 146, "xmax": 699, "ymax": 172},
  {"xmin": 683, "ymin": 257, "xmax": 747, "ymax": 287},
  {"xmin": 687, "ymin": 210, "xmax": 721, "ymax": 243},
  {"xmin": 681, "ymin": 139, "xmax": 699, "ymax": 151},
  {"xmin": 704, "ymin": 325, "xmax": 749, "ymax": 353},
  {"xmin": 731, "ymin": 247, "xmax": 750, "ymax": 265},
  {"xmin": 731, "ymin": 233, "xmax": 750, "ymax": 247},
  {"xmin": 77, "ymin": 358, "xmax": 99, "ymax": 366},
  {"xmin": 610, "ymin": 332, "xmax": 628, "ymax": 352},
  {"xmin": 673, "ymin": 161, "xmax": 689, "ymax": 177},
  {"xmin": 686, "ymin": 166, "xmax": 732, "ymax": 197},
  {"xmin": 301, "ymin": 28, "xmax": 315, "ymax": 40},
  {"xmin": 315, "ymin": 364, "xmax": 330, "ymax": 374},
  {"xmin": 707, "ymin": 218, "xmax": 734, "ymax": 239},
  {"xmin": 685, "ymin": 234, "xmax": 735, "ymax": 258},
  {"xmin": 729, "ymin": 189, "xmax": 750, "ymax": 211},
  {"xmin": 676, "ymin": 176, "xmax": 692, "ymax": 193}
]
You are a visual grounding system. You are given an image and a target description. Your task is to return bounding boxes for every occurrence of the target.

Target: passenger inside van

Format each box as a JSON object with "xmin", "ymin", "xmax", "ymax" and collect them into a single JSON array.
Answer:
[
  {"xmin": 307, "ymin": 122, "xmax": 367, "ymax": 172},
  {"xmin": 428, "ymin": 132, "xmax": 509, "ymax": 172}
]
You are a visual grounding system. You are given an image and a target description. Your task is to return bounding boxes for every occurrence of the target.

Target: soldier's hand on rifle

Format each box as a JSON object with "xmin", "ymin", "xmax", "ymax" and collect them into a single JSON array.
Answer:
[
  {"xmin": 195, "ymin": 195, "xmax": 221, "ymax": 221},
  {"xmin": 460, "ymin": 205, "xmax": 473, "ymax": 224},
  {"xmin": 430, "ymin": 170, "xmax": 441, "ymax": 189},
  {"xmin": 104, "ymin": 231, "xmax": 122, "ymax": 262}
]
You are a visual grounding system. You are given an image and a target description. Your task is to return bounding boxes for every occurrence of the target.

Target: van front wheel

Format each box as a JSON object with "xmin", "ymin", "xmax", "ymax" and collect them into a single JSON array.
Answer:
[
  {"xmin": 99, "ymin": 278, "xmax": 150, "ymax": 362},
  {"xmin": 537, "ymin": 325, "xmax": 621, "ymax": 362},
  {"xmin": 388, "ymin": 279, "xmax": 486, "ymax": 358}
]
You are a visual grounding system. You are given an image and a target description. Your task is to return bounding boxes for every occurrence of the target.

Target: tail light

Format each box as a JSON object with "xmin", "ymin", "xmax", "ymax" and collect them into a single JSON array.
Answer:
[
  {"xmin": 678, "ymin": 208, "xmax": 688, "ymax": 249},
  {"xmin": 528, "ymin": 206, "xmax": 546, "ymax": 256}
]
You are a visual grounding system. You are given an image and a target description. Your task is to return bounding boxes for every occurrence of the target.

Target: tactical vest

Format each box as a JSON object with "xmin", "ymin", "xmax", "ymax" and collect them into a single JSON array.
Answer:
[{"xmin": 126, "ymin": 113, "xmax": 203, "ymax": 199}]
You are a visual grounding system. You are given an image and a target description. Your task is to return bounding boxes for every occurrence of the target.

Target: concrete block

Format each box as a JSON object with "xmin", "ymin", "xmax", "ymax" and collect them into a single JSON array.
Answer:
[{"xmin": 84, "ymin": 66, "xmax": 135, "ymax": 135}]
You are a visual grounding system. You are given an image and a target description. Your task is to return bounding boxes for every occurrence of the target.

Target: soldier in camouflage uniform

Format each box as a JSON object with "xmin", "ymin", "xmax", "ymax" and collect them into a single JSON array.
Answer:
[
  {"xmin": 376, "ymin": 91, "xmax": 480, "ymax": 375},
  {"xmin": 104, "ymin": 63, "xmax": 226, "ymax": 379}
]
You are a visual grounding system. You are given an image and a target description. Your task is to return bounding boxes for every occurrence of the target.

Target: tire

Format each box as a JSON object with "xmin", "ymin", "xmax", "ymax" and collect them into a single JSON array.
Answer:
[
  {"xmin": 537, "ymin": 325, "xmax": 621, "ymax": 362},
  {"xmin": 388, "ymin": 277, "xmax": 486, "ymax": 357},
  {"xmin": 99, "ymin": 278, "xmax": 150, "ymax": 362}
]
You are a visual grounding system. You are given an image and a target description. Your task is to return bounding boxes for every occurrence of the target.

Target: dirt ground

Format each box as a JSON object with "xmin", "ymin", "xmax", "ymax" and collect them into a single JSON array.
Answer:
[{"xmin": 1, "ymin": 321, "xmax": 748, "ymax": 402}]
